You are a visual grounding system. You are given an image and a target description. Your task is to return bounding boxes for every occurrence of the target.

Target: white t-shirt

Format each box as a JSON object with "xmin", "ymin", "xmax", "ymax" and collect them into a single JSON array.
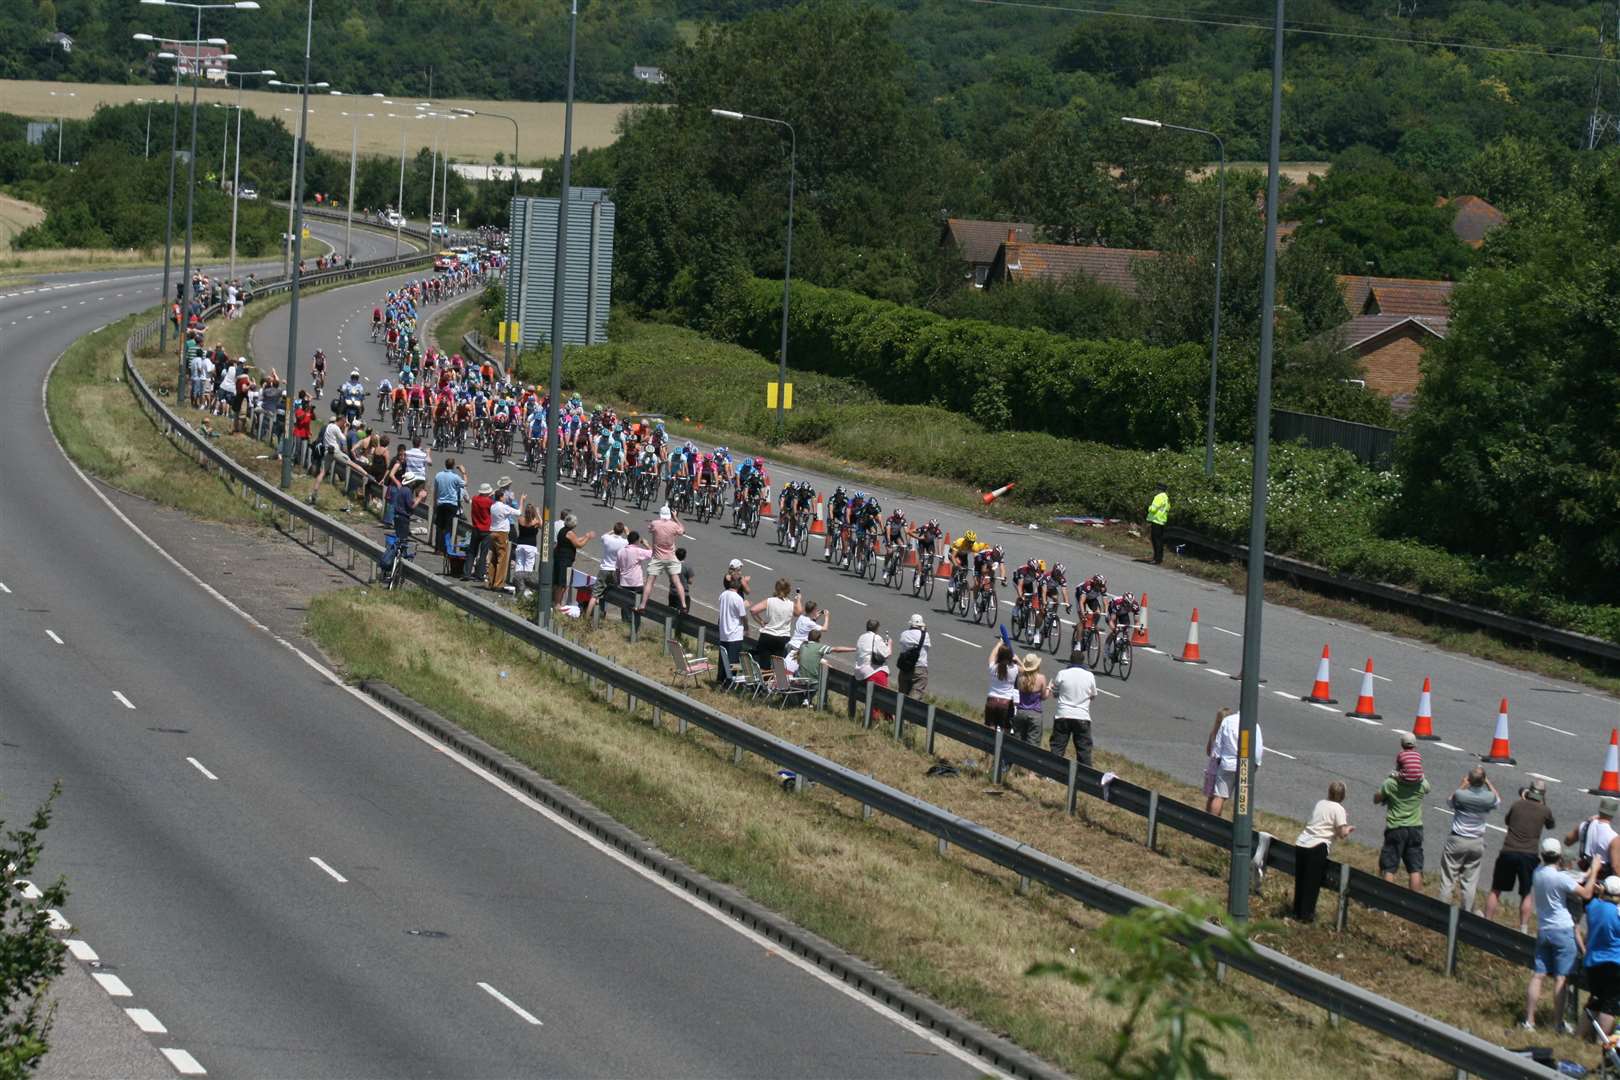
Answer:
[
  {"xmin": 321, "ymin": 421, "xmax": 347, "ymax": 456},
  {"xmin": 1583, "ymin": 817, "xmax": 1617, "ymax": 870},
  {"xmin": 599, "ymin": 532, "xmax": 628, "ymax": 573},
  {"xmin": 1052, "ymin": 665, "xmax": 1097, "ymax": 721},
  {"xmin": 1211, "ymin": 713, "xmax": 1263, "ymax": 771},
  {"xmin": 403, "ymin": 446, "xmax": 429, "ymax": 475},
  {"xmin": 1296, "ymin": 799, "xmax": 1349, "ymax": 850},
  {"xmin": 761, "ymin": 596, "xmax": 796, "ymax": 638},
  {"xmin": 987, "ymin": 656, "xmax": 1017, "ymax": 701},
  {"xmin": 854, "ymin": 631, "xmax": 889, "ymax": 680},
  {"xmin": 488, "ymin": 499, "xmax": 519, "ymax": 534},
  {"xmin": 788, "ymin": 614, "xmax": 820, "ymax": 652},
  {"xmin": 717, "ymin": 589, "xmax": 748, "ymax": 643},
  {"xmin": 897, "ymin": 627, "xmax": 930, "ymax": 669}
]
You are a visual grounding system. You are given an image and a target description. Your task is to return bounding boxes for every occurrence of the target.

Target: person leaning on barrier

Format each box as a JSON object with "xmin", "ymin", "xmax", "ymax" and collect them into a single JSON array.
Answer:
[{"xmin": 1293, "ymin": 782, "xmax": 1353, "ymax": 923}]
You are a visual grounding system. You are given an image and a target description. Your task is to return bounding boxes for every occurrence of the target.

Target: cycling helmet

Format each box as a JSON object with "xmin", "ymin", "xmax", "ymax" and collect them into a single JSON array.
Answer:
[
  {"xmin": 1091, "ymin": 574, "xmax": 1107, "ymax": 591},
  {"xmin": 889, "ymin": 509, "xmax": 904, "ymax": 520},
  {"xmin": 963, "ymin": 530, "xmax": 978, "ymax": 544},
  {"xmin": 350, "ymin": 369, "xmax": 361, "ymax": 378},
  {"xmin": 926, "ymin": 518, "xmax": 938, "ymax": 529},
  {"xmin": 1053, "ymin": 562, "xmax": 1066, "ymax": 575},
  {"xmin": 1036, "ymin": 560, "xmax": 1047, "ymax": 573},
  {"xmin": 754, "ymin": 456, "xmax": 765, "ymax": 468},
  {"xmin": 992, "ymin": 545, "xmax": 1004, "ymax": 558},
  {"xmin": 1123, "ymin": 592, "xmax": 1135, "ymax": 603}
]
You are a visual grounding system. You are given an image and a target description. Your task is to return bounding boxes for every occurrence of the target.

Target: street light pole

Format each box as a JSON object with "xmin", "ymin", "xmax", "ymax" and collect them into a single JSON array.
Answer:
[
  {"xmin": 223, "ymin": 68, "xmax": 274, "ymax": 282},
  {"xmin": 1228, "ymin": 0, "xmax": 1286, "ymax": 921},
  {"xmin": 1122, "ymin": 116, "xmax": 1227, "ymax": 477},
  {"xmin": 388, "ymin": 113, "xmax": 410, "ymax": 258},
  {"xmin": 452, "ymin": 105, "xmax": 521, "ymax": 370},
  {"xmin": 49, "ymin": 91, "xmax": 75, "ymax": 164},
  {"xmin": 277, "ymin": 0, "xmax": 317, "ymax": 490},
  {"xmin": 712, "ymin": 108, "xmax": 795, "ymax": 441},
  {"xmin": 161, "ymin": 64, "xmax": 180, "ymax": 350},
  {"xmin": 537, "ymin": 0, "xmax": 579, "ymax": 629}
]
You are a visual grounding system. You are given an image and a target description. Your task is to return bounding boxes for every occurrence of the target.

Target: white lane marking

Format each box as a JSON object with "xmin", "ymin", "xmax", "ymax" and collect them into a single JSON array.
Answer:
[
  {"xmin": 1272, "ymin": 690, "xmax": 1295, "ymax": 700},
  {"xmin": 478, "ymin": 981, "xmax": 544, "ymax": 1025},
  {"xmin": 744, "ymin": 558, "xmax": 774, "ymax": 571},
  {"xmin": 941, "ymin": 633, "xmax": 982, "ymax": 648},
  {"xmin": 0, "ymin": 582, "xmax": 10, "ymax": 593},
  {"xmin": 1528, "ymin": 772, "xmax": 1563, "ymax": 784},
  {"xmin": 1346, "ymin": 715, "xmax": 1383, "ymax": 726},
  {"xmin": 92, "ymin": 972, "xmax": 132, "ymax": 997},
  {"xmin": 1310, "ymin": 703, "xmax": 1338, "ymax": 713},
  {"xmin": 692, "ymin": 599, "xmax": 718, "ymax": 611},
  {"xmin": 309, "ymin": 856, "xmax": 348, "ymax": 883},
  {"xmin": 1435, "ymin": 741, "xmax": 1467, "ymax": 752},
  {"xmin": 1432, "ymin": 806, "xmax": 1508, "ymax": 833},
  {"xmin": 1140, "ymin": 646, "xmax": 1164, "ymax": 655},
  {"xmin": 45, "ymin": 630, "xmax": 63, "ymax": 644},
  {"xmin": 835, "ymin": 593, "xmax": 868, "ymax": 607},
  {"xmin": 159, "ymin": 1048, "xmax": 207, "ymax": 1075},
  {"xmin": 1205, "ymin": 667, "xmax": 1229, "ymax": 677},
  {"xmin": 1097, "ymin": 687, "xmax": 1121, "ymax": 699},
  {"xmin": 65, "ymin": 939, "xmax": 98, "ymax": 962},
  {"xmin": 1369, "ymin": 671, "xmax": 1392, "ymax": 683},
  {"xmin": 46, "ymin": 909, "xmax": 70, "ymax": 930},
  {"xmin": 112, "ymin": 691, "xmax": 136, "ymax": 710},
  {"xmin": 187, "ymin": 757, "xmax": 219, "ymax": 781},
  {"xmin": 1211, "ymin": 626, "xmax": 1241, "ymax": 637},
  {"xmin": 1269, "ymin": 749, "xmax": 1298, "ymax": 760},
  {"xmin": 125, "ymin": 1008, "xmax": 168, "ymax": 1034},
  {"xmin": 44, "ymin": 364, "xmax": 1012, "ymax": 1080},
  {"xmin": 1527, "ymin": 720, "xmax": 1579, "ymax": 737}
]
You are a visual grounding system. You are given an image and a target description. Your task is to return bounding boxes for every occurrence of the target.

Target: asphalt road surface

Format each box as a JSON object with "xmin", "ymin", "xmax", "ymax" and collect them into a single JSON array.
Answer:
[
  {"xmin": 260, "ymin": 271, "xmax": 1620, "ymax": 874},
  {"xmin": 2, "ymin": 225, "xmax": 985, "ymax": 1078}
]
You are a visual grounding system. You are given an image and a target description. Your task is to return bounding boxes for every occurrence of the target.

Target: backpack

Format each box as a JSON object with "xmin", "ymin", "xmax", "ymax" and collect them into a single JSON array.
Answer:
[{"xmin": 896, "ymin": 635, "xmax": 923, "ymax": 673}]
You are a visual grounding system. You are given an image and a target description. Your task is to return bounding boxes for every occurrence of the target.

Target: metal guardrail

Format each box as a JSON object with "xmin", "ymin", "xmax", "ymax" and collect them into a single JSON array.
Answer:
[{"xmin": 116, "ymin": 306, "xmax": 1552, "ymax": 1079}]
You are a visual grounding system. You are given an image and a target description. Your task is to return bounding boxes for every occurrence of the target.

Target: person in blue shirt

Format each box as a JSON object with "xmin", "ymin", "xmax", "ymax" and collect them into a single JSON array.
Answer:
[
  {"xmin": 1586, "ymin": 867, "xmax": 1620, "ymax": 1037},
  {"xmin": 431, "ymin": 459, "xmax": 467, "ymax": 553},
  {"xmin": 393, "ymin": 472, "xmax": 427, "ymax": 544}
]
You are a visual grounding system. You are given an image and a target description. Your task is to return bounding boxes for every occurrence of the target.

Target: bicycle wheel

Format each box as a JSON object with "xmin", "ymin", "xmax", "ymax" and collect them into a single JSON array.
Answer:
[
  {"xmin": 920, "ymin": 565, "xmax": 936, "ymax": 601},
  {"xmin": 955, "ymin": 583, "xmax": 971, "ymax": 618},
  {"xmin": 1046, "ymin": 614, "xmax": 1062, "ymax": 655},
  {"xmin": 1009, "ymin": 604, "xmax": 1025, "ymax": 641},
  {"xmin": 865, "ymin": 548, "xmax": 879, "ymax": 582},
  {"xmin": 985, "ymin": 590, "xmax": 999, "ymax": 626},
  {"xmin": 748, "ymin": 509, "xmax": 760, "ymax": 538},
  {"xmin": 1085, "ymin": 628, "xmax": 1102, "ymax": 669},
  {"xmin": 1101, "ymin": 636, "xmax": 1117, "ymax": 676},
  {"xmin": 797, "ymin": 524, "xmax": 810, "ymax": 557},
  {"xmin": 1116, "ymin": 639, "xmax": 1133, "ymax": 681}
]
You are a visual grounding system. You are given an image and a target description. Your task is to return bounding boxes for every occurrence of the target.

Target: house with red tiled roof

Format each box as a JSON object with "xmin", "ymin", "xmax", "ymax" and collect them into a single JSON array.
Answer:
[
  {"xmin": 1439, "ymin": 195, "xmax": 1505, "ymax": 248},
  {"xmin": 940, "ymin": 218, "xmax": 1035, "ymax": 287},
  {"xmin": 984, "ymin": 234, "xmax": 1158, "ymax": 297},
  {"xmin": 1334, "ymin": 314, "xmax": 1448, "ymax": 403},
  {"xmin": 1336, "ymin": 274, "xmax": 1455, "ymax": 318}
]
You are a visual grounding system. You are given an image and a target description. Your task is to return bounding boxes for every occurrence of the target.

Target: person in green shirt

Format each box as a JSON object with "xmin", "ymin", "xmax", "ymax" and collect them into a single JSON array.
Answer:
[
  {"xmin": 1146, "ymin": 483, "xmax": 1170, "ymax": 565},
  {"xmin": 1375, "ymin": 765, "xmax": 1432, "ymax": 890},
  {"xmin": 792, "ymin": 628, "xmax": 853, "ymax": 683}
]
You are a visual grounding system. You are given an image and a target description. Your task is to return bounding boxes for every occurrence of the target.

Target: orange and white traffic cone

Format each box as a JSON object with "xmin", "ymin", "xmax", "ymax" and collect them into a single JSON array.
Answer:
[
  {"xmin": 809, "ymin": 497, "xmax": 826, "ymax": 536},
  {"xmin": 1131, "ymin": 592, "xmax": 1152, "ymax": 647},
  {"xmin": 1412, "ymin": 677, "xmax": 1439, "ymax": 741},
  {"xmin": 1174, "ymin": 608, "xmax": 1207, "ymax": 664},
  {"xmin": 1592, "ymin": 729, "xmax": 1620, "ymax": 796},
  {"xmin": 1301, "ymin": 645, "xmax": 1337, "ymax": 704},
  {"xmin": 1346, "ymin": 658, "xmax": 1383, "ymax": 720},
  {"xmin": 1482, "ymin": 698, "xmax": 1516, "ymax": 765},
  {"xmin": 936, "ymin": 533, "xmax": 955, "ymax": 579},
  {"xmin": 982, "ymin": 482, "xmax": 1015, "ymax": 505},
  {"xmin": 904, "ymin": 545, "xmax": 919, "ymax": 569}
]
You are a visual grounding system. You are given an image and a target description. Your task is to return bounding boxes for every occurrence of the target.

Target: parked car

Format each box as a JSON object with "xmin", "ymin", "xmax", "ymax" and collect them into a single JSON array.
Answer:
[
  {"xmin": 430, "ymin": 220, "xmax": 449, "ymax": 239},
  {"xmin": 239, "ymin": 187, "xmax": 258, "ymax": 201}
]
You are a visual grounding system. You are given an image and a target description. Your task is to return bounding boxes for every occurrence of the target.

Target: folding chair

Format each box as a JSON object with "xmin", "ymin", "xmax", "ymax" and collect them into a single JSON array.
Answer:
[
  {"xmin": 763, "ymin": 656, "xmax": 813, "ymax": 709},
  {"xmin": 666, "ymin": 639, "xmax": 711, "ymax": 688},
  {"xmin": 730, "ymin": 651, "xmax": 766, "ymax": 698}
]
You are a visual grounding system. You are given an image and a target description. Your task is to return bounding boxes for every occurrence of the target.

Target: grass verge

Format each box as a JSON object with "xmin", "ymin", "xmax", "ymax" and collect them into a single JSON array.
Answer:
[{"xmin": 305, "ymin": 584, "xmax": 1451, "ymax": 1079}]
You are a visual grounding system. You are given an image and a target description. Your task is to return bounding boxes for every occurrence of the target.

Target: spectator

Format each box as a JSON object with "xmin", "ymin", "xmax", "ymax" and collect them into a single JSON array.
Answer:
[
  {"xmin": 752, "ymin": 579, "xmax": 801, "ymax": 664},
  {"xmin": 716, "ymin": 577, "xmax": 748, "ymax": 688},
  {"xmin": 1524, "ymin": 838, "xmax": 1598, "ymax": 1032},
  {"xmin": 1568, "ymin": 797, "xmax": 1620, "ymax": 878},
  {"xmin": 1374, "ymin": 747, "xmax": 1431, "ymax": 890},
  {"xmin": 550, "ymin": 512, "xmax": 594, "ymax": 613},
  {"xmin": 431, "ymin": 459, "xmax": 467, "ymax": 552},
  {"xmin": 1204, "ymin": 708, "xmax": 1263, "ymax": 818},
  {"xmin": 1584, "ymin": 869, "xmax": 1620, "ymax": 1039},
  {"xmin": 463, "ymin": 483, "xmax": 495, "ymax": 581},
  {"xmin": 1293, "ymin": 782, "xmax": 1354, "ymax": 923},
  {"xmin": 1146, "ymin": 481, "xmax": 1170, "ymax": 565},
  {"xmin": 1484, "ymin": 779, "xmax": 1555, "ymax": 933},
  {"xmin": 366, "ymin": 434, "xmax": 391, "ymax": 487},
  {"xmin": 403, "ymin": 433, "xmax": 430, "ymax": 478},
  {"xmin": 640, "ymin": 506, "xmax": 687, "ymax": 613},
  {"xmin": 793, "ymin": 628, "xmax": 853, "ymax": 684},
  {"xmin": 1439, "ymin": 767, "xmax": 1501, "ymax": 913},
  {"xmin": 723, "ymin": 557, "xmax": 750, "ymax": 598},
  {"xmin": 1394, "ymin": 731, "xmax": 1424, "ymax": 784},
  {"xmin": 486, "ymin": 483, "xmax": 522, "ymax": 591},
  {"xmin": 614, "ymin": 531, "xmax": 652, "ymax": 613},
  {"xmin": 231, "ymin": 362, "xmax": 253, "ymax": 433},
  {"xmin": 668, "ymin": 547, "xmax": 694, "ymax": 614},
  {"xmin": 586, "ymin": 522, "xmax": 628, "ymax": 622},
  {"xmin": 895, "ymin": 614, "xmax": 930, "ymax": 697},
  {"xmin": 854, "ymin": 619, "xmax": 891, "ymax": 688},
  {"xmin": 291, "ymin": 392, "xmax": 314, "ymax": 465},
  {"xmin": 1049, "ymin": 652, "xmax": 1097, "ymax": 766},
  {"xmin": 512, "ymin": 503, "xmax": 542, "ymax": 599},
  {"xmin": 391, "ymin": 472, "xmax": 428, "ymax": 545},
  {"xmin": 1013, "ymin": 654, "xmax": 1049, "ymax": 748},
  {"xmin": 307, "ymin": 414, "xmax": 353, "ymax": 507},
  {"xmin": 985, "ymin": 639, "xmax": 1017, "ymax": 732}
]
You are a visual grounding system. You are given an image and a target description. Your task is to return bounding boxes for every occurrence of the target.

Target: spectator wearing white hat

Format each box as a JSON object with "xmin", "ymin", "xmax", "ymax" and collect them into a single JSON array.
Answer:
[
  {"xmin": 640, "ymin": 504, "xmax": 686, "ymax": 612},
  {"xmin": 722, "ymin": 557, "xmax": 749, "ymax": 597},
  {"xmin": 390, "ymin": 472, "xmax": 428, "ymax": 544},
  {"xmin": 1485, "ymin": 778, "xmax": 1555, "ymax": 933},
  {"xmin": 1584, "ymin": 867, "xmax": 1620, "ymax": 1038},
  {"xmin": 895, "ymin": 614, "xmax": 930, "ymax": 696},
  {"xmin": 1523, "ymin": 836, "xmax": 1600, "ymax": 1032}
]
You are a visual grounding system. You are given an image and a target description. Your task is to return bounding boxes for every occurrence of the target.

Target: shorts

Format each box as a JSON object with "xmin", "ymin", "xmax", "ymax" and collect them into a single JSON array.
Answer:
[
  {"xmin": 591, "ymin": 571, "xmax": 617, "ymax": 600},
  {"xmin": 1379, "ymin": 826, "xmax": 1425, "ymax": 874},
  {"xmin": 1490, "ymin": 850, "xmax": 1538, "ymax": 897},
  {"xmin": 1210, "ymin": 768, "xmax": 1237, "ymax": 801},
  {"xmin": 646, "ymin": 557, "xmax": 681, "ymax": 581},
  {"xmin": 1534, "ymin": 926, "xmax": 1578, "ymax": 977},
  {"xmin": 1588, "ymin": 961, "xmax": 1620, "ymax": 1014}
]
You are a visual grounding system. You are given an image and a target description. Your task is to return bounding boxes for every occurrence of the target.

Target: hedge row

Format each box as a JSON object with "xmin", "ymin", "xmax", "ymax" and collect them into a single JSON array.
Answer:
[
  {"xmin": 565, "ymin": 320, "xmax": 1620, "ymax": 646},
  {"xmin": 715, "ymin": 277, "xmax": 1258, "ymax": 452}
]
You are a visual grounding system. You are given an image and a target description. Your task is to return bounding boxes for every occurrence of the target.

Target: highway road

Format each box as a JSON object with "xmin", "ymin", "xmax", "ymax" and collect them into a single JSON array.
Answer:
[
  {"xmin": 1, "ymin": 223, "xmax": 987, "ymax": 1078},
  {"xmin": 263, "ymin": 270, "xmax": 1620, "ymax": 874}
]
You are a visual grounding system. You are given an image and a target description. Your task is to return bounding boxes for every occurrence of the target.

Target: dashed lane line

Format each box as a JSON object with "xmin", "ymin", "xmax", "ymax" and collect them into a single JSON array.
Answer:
[
  {"xmin": 125, "ymin": 1008, "xmax": 167, "ymax": 1034},
  {"xmin": 1526, "ymin": 720, "xmax": 1579, "ymax": 738},
  {"xmin": 112, "ymin": 691, "xmax": 136, "ymax": 710},
  {"xmin": 45, "ymin": 630, "xmax": 63, "ymax": 644},
  {"xmin": 941, "ymin": 633, "xmax": 981, "ymax": 648},
  {"xmin": 478, "ymin": 981, "xmax": 544, "ymax": 1026},
  {"xmin": 65, "ymin": 939, "xmax": 97, "ymax": 961},
  {"xmin": 92, "ymin": 972, "xmax": 132, "ymax": 997},
  {"xmin": 744, "ymin": 558, "xmax": 774, "ymax": 571},
  {"xmin": 187, "ymin": 757, "xmax": 219, "ymax": 781},
  {"xmin": 1211, "ymin": 626, "xmax": 1241, "ymax": 637},
  {"xmin": 160, "ymin": 1048, "xmax": 207, "ymax": 1075},
  {"xmin": 1529, "ymin": 772, "xmax": 1564, "ymax": 784},
  {"xmin": 309, "ymin": 856, "xmax": 348, "ymax": 884},
  {"xmin": 835, "ymin": 593, "xmax": 868, "ymax": 607}
]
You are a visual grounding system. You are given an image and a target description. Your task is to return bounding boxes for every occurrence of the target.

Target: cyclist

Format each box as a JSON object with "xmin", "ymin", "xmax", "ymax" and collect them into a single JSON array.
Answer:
[
  {"xmin": 1106, "ymin": 591, "xmax": 1141, "ymax": 639},
  {"xmin": 827, "ymin": 486, "xmax": 849, "ymax": 528},
  {"xmin": 909, "ymin": 517, "xmax": 943, "ymax": 571},
  {"xmin": 881, "ymin": 508, "xmax": 908, "ymax": 583},
  {"xmin": 973, "ymin": 543, "xmax": 1007, "ymax": 603},
  {"xmin": 1012, "ymin": 558, "xmax": 1043, "ymax": 620},
  {"xmin": 946, "ymin": 530, "xmax": 988, "ymax": 606},
  {"xmin": 310, "ymin": 348, "xmax": 327, "ymax": 398},
  {"xmin": 1044, "ymin": 562, "xmax": 1071, "ymax": 614},
  {"xmin": 376, "ymin": 375, "xmax": 393, "ymax": 421},
  {"xmin": 371, "ymin": 306, "xmax": 383, "ymax": 341},
  {"xmin": 1078, "ymin": 573, "xmax": 1109, "ymax": 625}
]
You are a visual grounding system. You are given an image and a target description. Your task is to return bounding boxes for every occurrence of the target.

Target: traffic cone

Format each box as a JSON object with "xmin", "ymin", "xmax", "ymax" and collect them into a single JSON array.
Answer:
[
  {"xmin": 982, "ymin": 482, "xmax": 1015, "ymax": 505},
  {"xmin": 1131, "ymin": 592, "xmax": 1152, "ymax": 647},
  {"xmin": 810, "ymin": 498, "xmax": 826, "ymax": 535},
  {"xmin": 1174, "ymin": 608, "xmax": 1207, "ymax": 664},
  {"xmin": 1301, "ymin": 645, "xmax": 1337, "ymax": 704},
  {"xmin": 1412, "ymin": 677, "xmax": 1440, "ymax": 740},
  {"xmin": 1482, "ymin": 698, "xmax": 1516, "ymax": 765},
  {"xmin": 904, "ymin": 545, "xmax": 919, "ymax": 569},
  {"xmin": 1347, "ymin": 659, "xmax": 1383, "ymax": 720},
  {"xmin": 1591, "ymin": 730, "xmax": 1620, "ymax": 796},
  {"xmin": 936, "ymin": 533, "xmax": 955, "ymax": 579},
  {"xmin": 760, "ymin": 498, "xmax": 773, "ymax": 518}
]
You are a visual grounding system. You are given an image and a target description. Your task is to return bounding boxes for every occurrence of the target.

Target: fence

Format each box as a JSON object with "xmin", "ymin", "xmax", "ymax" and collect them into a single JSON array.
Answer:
[
  {"xmin": 115, "ymin": 291, "xmax": 1554, "ymax": 1079},
  {"xmin": 1273, "ymin": 408, "xmax": 1398, "ymax": 468}
]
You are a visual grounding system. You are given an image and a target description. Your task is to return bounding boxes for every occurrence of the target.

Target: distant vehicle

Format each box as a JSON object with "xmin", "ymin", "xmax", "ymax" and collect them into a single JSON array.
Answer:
[
  {"xmin": 385, "ymin": 211, "xmax": 405, "ymax": 228},
  {"xmin": 430, "ymin": 221, "xmax": 448, "ymax": 239},
  {"xmin": 433, "ymin": 251, "xmax": 455, "ymax": 272},
  {"xmin": 238, "ymin": 187, "xmax": 258, "ymax": 200}
]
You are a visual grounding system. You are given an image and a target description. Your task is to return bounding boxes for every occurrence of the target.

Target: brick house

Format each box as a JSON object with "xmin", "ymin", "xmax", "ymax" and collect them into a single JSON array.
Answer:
[
  {"xmin": 1333, "ymin": 314, "xmax": 1448, "ymax": 403},
  {"xmin": 940, "ymin": 218, "xmax": 1034, "ymax": 287},
  {"xmin": 171, "ymin": 44, "xmax": 229, "ymax": 82}
]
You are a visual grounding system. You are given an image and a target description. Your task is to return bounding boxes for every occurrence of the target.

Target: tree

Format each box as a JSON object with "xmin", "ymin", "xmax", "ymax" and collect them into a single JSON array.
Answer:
[
  {"xmin": 1, "ymin": 784, "xmax": 68, "ymax": 1079},
  {"xmin": 933, "ymin": 273, "xmax": 1141, "ymax": 341}
]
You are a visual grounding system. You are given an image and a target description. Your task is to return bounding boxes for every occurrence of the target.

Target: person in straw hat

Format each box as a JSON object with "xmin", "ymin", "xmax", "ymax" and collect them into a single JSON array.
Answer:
[{"xmin": 1013, "ymin": 653, "xmax": 1050, "ymax": 748}]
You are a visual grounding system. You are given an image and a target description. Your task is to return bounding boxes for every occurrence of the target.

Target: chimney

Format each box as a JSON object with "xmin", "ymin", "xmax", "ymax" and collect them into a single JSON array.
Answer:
[{"xmin": 1006, "ymin": 228, "xmax": 1018, "ymax": 243}]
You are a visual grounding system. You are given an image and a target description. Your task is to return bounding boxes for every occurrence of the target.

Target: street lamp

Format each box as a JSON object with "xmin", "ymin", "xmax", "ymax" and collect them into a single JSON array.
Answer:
[
  {"xmin": 275, "ymin": 0, "xmax": 317, "ymax": 491},
  {"xmin": 1123, "ymin": 116, "xmax": 1227, "ymax": 478},
  {"xmin": 221, "ymin": 67, "xmax": 274, "ymax": 281},
  {"xmin": 139, "ymin": 0, "xmax": 255, "ymax": 399},
  {"xmin": 331, "ymin": 91, "xmax": 385, "ymax": 263},
  {"xmin": 268, "ymin": 79, "xmax": 328, "ymax": 279},
  {"xmin": 386, "ymin": 111, "xmax": 423, "ymax": 258},
  {"xmin": 451, "ymin": 106, "xmax": 521, "ymax": 198},
  {"xmin": 46, "ymin": 90, "xmax": 75, "ymax": 164},
  {"xmin": 712, "ymin": 107, "xmax": 796, "ymax": 441},
  {"xmin": 135, "ymin": 97, "xmax": 155, "ymax": 158}
]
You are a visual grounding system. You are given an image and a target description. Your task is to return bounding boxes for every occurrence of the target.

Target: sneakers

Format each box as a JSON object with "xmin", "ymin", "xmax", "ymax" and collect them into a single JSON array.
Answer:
[
  {"xmin": 1559, "ymin": 1021, "xmax": 1576, "ymax": 1036},
  {"xmin": 1519, "ymin": 1021, "xmax": 1536, "ymax": 1031}
]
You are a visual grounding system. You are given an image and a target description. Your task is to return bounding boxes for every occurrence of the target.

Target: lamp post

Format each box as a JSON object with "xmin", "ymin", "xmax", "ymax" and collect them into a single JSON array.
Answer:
[
  {"xmin": 712, "ymin": 108, "xmax": 795, "ymax": 441},
  {"xmin": 1123, "ymin": 116, "xmax": 1227, "ymax": 477},
  {"xmin": 451, "ymin": 106, "xmax": 520, "ymax": 198},
  {"xmin": 537, "ymin": 0, "xmax": 579, "ymax": 629},
  {"xmin": 136, "ymin": 97, "xmax": 154, "ymax": 158},
  {"xmin": 273, "ymin": 0, "xmax": 318, "ymax": 490},
  {"xmin": 139, "ymin": 0, "xmax": 257, "ymax": 398},
  {"xmin": 47, "ymin": 90, "xmax": 75, "ymax": 164},
  {"xmin": 221, "ymin": 67, "xmax": 275, "ymax": 282},
  {"xmin": 269, "ymin": 80, "xmax": 328, "ymax": 278},
  {"xmin": 330, "ymin": 91, "xmax": 386, "ymax": 263},
  {"xmin": 1227, "ymin": 0, "xmax": 1287, "ymax": 921},
  {"xmin": 386, "ymin": 111, "xmax": 421, "ymax": 258}
]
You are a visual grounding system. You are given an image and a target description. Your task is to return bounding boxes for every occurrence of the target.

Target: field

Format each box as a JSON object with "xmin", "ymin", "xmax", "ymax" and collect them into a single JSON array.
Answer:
[
  {"xmin": 0, "ymin": 193, "xmax": 44, "ymax": 246},
  {"xmin": 0, "ymin": 80, "xmax": 634, "ymax": 163}
]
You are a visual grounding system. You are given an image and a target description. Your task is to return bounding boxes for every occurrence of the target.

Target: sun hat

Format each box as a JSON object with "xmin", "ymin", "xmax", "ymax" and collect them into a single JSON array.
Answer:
[
  {"xmin": 477, "ymin": 482, "xmax": 493, "ymax": 495},
  {"xmin": 497, "ymin": 476, "xmax": 512, "ymax": 489},
  {"xmin": 1526, "ymin": 778, "xmax": 1547, "ymax": 803},
  {"xmin": 400, "ymin": 471, "xmax": 424, "ymax": 486},
  {"xmin": 1541, "ymin": 836, "xmax": 1563, "ymax": 857},
  {"xmin": 1018, "ymin": 653, "xmax": 1042, "ymax": 674},
  {"xmin": 1602, "ymin": 796, "xmax": 1620, "ymax": 817},
  {"xmin": 1399, "ymin": 731, "xmax": 1416, "ymax": 748},
  {"xmin": 909, "ymin": 614, "xmax": 925, "ymax": 629},
  {"xmin": 659, "ymin": 505, "xmax": 673, "ymax": 520},
  {"xmin": 728, "ymin": 558, "xmax": 743, "ymax": 570},
  {"xmin": 1604, "ymin": 876, "xmax": 1620, "ymax": 898}
]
